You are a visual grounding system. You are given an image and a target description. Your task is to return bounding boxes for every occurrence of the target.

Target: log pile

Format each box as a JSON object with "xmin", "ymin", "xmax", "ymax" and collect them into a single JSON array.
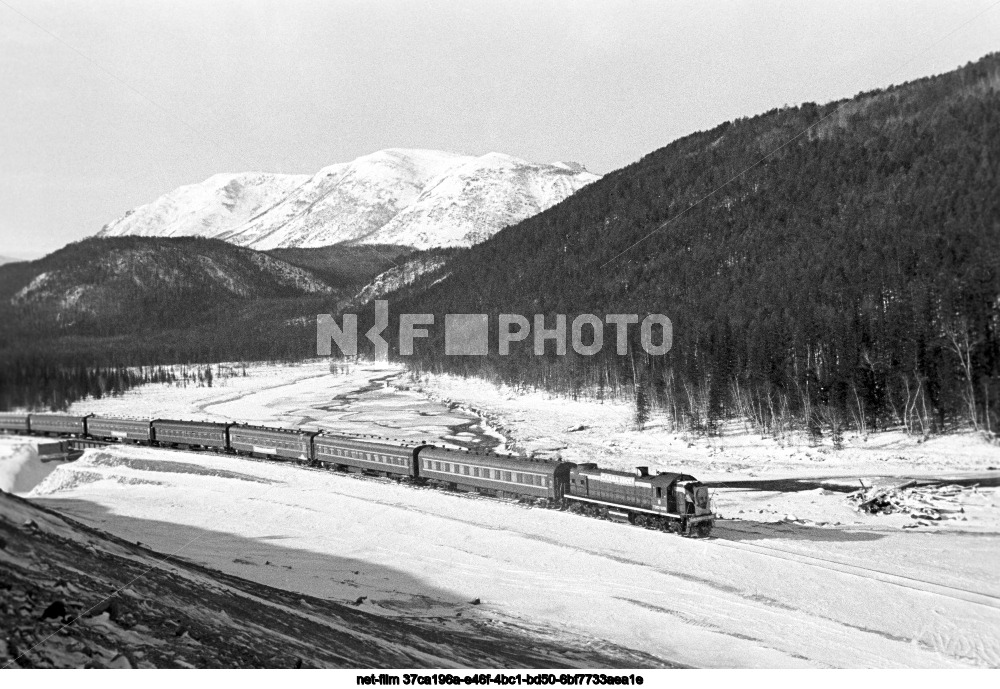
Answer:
[{"xmin": 847, "ymin": 481, "xmax": 979, "ymax": 525}]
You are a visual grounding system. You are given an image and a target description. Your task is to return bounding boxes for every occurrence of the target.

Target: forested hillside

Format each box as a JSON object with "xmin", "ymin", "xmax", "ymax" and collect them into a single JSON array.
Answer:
[
  {"xmin": 266, "ymin": 244, "xmax": 414, "ymax": 288},
  {"xmin": 387, "ymin": 54, "xmax": 1000, "ymax": 438},
  {"xmin": 0, "ymin": 237, "xmax": 337, "ymax": 409}
]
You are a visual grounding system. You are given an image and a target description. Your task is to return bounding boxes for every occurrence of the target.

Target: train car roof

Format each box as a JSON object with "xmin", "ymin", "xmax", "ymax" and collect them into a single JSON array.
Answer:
[
  {"xmin": 418, "ymin": 445, "xmax": 572, "ymax": 473},
  {"xmin": 29, "ymin": 412, "xmax": 94, "ymax": 419},
  {"xmin": 151, "ymin": 419, "xmax": 232, "ymax": 427},
  {"xmin": 89, "ymin": 415, "xmax": 151, "ymax": 423},
  {"xmin": 315, "ymin": 432, "xmax": 425, "ymax": 448},
  {"xmin": 231, "ymin": 423, "xmax": 318, "ymax": 437}
]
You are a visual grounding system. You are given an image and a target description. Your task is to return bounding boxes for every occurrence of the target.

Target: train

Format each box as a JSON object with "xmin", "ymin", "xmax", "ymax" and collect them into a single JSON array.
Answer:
[{"xmin": 0, "ymin": 411, "xmax": 715, "ymax": 536}]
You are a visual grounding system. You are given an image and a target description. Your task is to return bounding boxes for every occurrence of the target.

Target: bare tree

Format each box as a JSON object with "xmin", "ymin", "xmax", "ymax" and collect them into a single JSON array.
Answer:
[{"xmin": 946, "ymin": 319, "xmax": 979, "ymax": 431}]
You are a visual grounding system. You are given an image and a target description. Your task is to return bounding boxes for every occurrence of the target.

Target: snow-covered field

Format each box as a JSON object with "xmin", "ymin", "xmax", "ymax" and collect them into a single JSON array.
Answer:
[
  {"xmin": 410, "ymin": 372, "xmax": 1000, "ymax": 532},
  {"xmin": 5, "ymin": 360, "xmax": 1000, "ymax": 667},
  {"xmin": 56, "ymin": 361, "xmax": 496, "ymax": 448}
]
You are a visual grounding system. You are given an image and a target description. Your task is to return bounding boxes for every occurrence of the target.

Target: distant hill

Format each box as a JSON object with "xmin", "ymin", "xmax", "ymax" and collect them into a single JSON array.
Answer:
[
  {"xmin": 97, "ymin": 149, "xmax": 599, "ymax": 250},
  {"xmin": 0, "ymin": 255, "xmax": 24, "ymax": 266},
  {"xmin": 0, "ymin": 237, "xmax": 436, "ymax": 409},
  {"xmin": 390, "ymin": 53, "xmax": 1000, "ymax": 434},
  {"xmin": 0, "ymin": 236, "xmax": 334, "ymax": 335},
  {"xmin": 0, "ymin": 238, "xmax": 344, "ymax": 409}
]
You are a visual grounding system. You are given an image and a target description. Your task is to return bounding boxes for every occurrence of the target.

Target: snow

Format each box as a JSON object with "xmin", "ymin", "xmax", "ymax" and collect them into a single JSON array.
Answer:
[
  {"xmin": 21, "ymin": 439, "xmax": 999, "ymax": 668},
  {"xmin": 354, "ymin": 254, "xmax": 451, "ymax": 304},
  {"xmin": 2, "ymin": 360, "xmax": 994, "ymax": 667},
  {"xmin": 0, "ymin": 437, "xmax": 66, "ymax": 493},
  {"xmin": 5, "ymin": 488, "xmax": 619, "ymax": 668},
  {"xmin": 96, "ymin": 149, "xmax": 600, "ymax": 251},
  {"xmin": 35, "ymin": 361, "xmax": 489, "ymax": 448},
  {"xmin": 214, "ymin": 149, "xmax": 470, "ymax": 250},
  {"xmin": 368, "ymin": 153, "xmax": 600, "ymax": 248},
  {"xmin": 97, "ymin": 171, "xmax": 310, "ymax": 241}
]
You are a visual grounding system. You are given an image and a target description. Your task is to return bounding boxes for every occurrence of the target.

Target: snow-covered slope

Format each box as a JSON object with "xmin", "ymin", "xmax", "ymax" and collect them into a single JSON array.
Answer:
[
  {"xmin": 216, "ymin": 149, "xmax": 469, "ymax": 249},
  {"xmin": 371, "ymin": 152, "xmax": 597, "ymax": 247},
  {"xmin": 97, "ymin": 149, "xmax": 600, "ymax": 250},
  {"xmin": 97, "ymin": 172, "xmax": 310, "ymax": 240},
  {"xmin": 1, "ymin": 489, "xmax": 645, "ymax": 668},
  {"xmin": 353, "ymin": 252, "xmax": 451, "ymax": 304}
]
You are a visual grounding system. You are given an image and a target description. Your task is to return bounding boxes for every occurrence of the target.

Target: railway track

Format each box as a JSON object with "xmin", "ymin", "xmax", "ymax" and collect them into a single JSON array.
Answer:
[{"xmin": 710, "ymin": 521, "xmax": 1000, "ymax": 610}]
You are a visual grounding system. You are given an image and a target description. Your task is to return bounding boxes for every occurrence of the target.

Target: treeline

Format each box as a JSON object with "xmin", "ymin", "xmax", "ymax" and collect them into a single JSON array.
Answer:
[
  {"xmin": 0, "ymin": 314, "xmax": 320, "ymax": 411},
  {"xmin": 0, "ymin": 361, "xmax": 176, "ymax": 411},
  {"xmin": 0, "ymin": 359, "xmax": 257, "ymax": 412},
  {"xmin": 380, "ymin": 54, "xmax": 1000, "ymax": 440}
]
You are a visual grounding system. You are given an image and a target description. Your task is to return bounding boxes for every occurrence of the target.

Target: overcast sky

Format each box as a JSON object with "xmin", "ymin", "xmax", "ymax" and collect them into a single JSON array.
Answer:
[{"xmin": 2, "ymin": 0, "xmax": 999, "ymax": 257}]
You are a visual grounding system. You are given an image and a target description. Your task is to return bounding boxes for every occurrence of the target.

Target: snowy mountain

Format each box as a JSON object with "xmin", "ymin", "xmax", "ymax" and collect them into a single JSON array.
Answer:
[
  {"xmin": 97, "ymin": 172, "xmax": 310, "ymax": 240},
  {"xmin": 370, "ymin": 152, "xmax": 599, "ymax": 248},
  {"xmin": 97, "ymin": 149, "xmax": 599, "ymax": 250},
  {"xmin": 214, "ymin": 149, "xmax": 468, "ymax": 249}
]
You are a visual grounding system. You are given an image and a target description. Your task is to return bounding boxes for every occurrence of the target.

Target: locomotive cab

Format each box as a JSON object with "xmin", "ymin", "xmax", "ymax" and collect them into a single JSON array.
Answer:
[{"xmin": 676, "ymin": 480, "xmax": 714, "ymax": 536}]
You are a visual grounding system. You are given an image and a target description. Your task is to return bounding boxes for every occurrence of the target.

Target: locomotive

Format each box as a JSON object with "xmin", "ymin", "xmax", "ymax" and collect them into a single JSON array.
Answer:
[
  {"xmin": 0, "ymin": 411, "xmax": 714, "ymax": 536},
  {"xmin": 568, "ymin": 463, "xmax": 713, "ymax": 537}
]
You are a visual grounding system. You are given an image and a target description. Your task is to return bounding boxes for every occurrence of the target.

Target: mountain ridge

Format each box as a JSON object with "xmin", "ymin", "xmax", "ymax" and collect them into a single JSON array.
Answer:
[{"xmin": 98, "ymin": 149, "xmax": 599, "ymax": 251}]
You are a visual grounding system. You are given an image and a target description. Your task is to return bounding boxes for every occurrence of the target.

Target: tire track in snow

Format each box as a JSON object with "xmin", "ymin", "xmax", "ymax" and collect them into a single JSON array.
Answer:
[{"xmin": 709, "ymin": 527, "xmax": 1000, "ymax": 610}]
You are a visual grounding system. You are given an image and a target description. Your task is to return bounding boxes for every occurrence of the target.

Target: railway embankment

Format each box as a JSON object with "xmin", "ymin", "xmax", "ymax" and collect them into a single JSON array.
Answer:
[{"xmin": 0, "ymin": 489, "xmax": 666, "ymax": 669}]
